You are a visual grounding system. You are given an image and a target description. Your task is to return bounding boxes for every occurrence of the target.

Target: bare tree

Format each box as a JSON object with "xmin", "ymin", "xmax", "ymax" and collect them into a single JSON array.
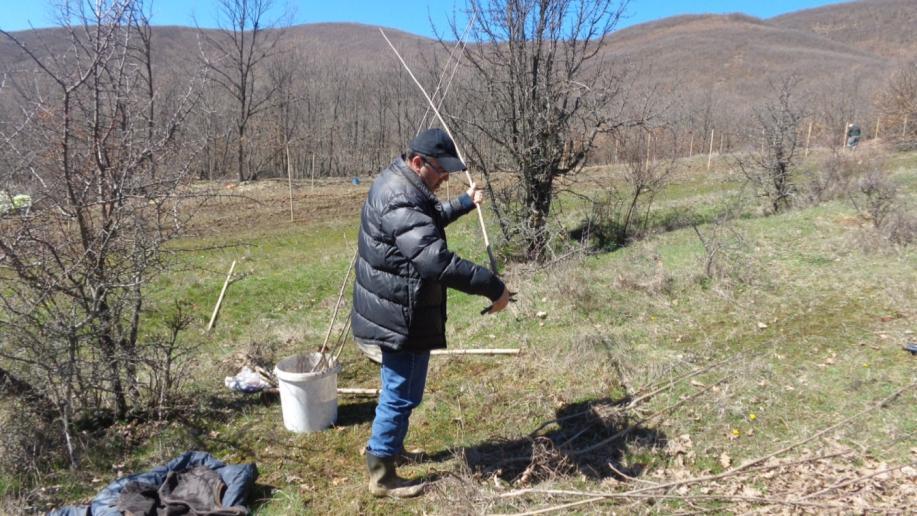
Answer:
[
  {"xmin": 451, "ymin": 0, "xmax": 629, "ymax": 261},
  {"xmin": 737, "ymin": 76, "xmax": 807, "ymax": 214},
  {"xmin": 198, "ymin": 0, "xmax": 286, "ymax": 181},
  {"xmin": 877, "ymin": 60, "xmax": 917, "ymax": 141},
  {"xmin": 0, "ymin": 0, "xmax": 202, "ymax": 468}
]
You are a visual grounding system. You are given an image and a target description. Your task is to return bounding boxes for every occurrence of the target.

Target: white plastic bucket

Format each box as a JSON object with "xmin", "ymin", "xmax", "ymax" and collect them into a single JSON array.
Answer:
[{"xmin": 274, "ymin": 353, "xmax": 341, "ymax": 433}]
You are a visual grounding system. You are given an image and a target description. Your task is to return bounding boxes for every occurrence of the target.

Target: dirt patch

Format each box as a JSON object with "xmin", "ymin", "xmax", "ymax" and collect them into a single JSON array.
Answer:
[{"xmin": 183, "ymin": 178, "xmax": 371, "ymax": 237}]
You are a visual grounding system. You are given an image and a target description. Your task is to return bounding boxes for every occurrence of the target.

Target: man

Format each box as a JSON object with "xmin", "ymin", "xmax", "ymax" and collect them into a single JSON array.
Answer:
[
  {"xmin": 352, "ymin": 128, "xmax": 511, "ymax": 498},
  {"xmin": 846, "ymin": 123, "xmax": 861, "ymax": 150}
]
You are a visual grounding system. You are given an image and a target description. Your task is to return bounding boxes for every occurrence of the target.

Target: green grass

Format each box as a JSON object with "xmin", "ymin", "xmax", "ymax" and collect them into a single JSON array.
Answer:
[{"xmin": 4, "ymin": 150, "xmax": 916, "ymax": 513}]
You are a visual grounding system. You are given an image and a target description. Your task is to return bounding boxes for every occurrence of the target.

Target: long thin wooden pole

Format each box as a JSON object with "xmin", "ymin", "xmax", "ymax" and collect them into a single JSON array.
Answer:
[
  {"xmin": 430, "ymin": 348, "xmax": 520, "ymax": 356},
  {"xmin": 311, "ymin": 251, "xmax": 358, "ymax": 372},
  {"xmin": 286, "ymin": 145, "xmax": 294, "ymax": 222},
  {"xmin": 310, "ymin": 152, "xmax": 315, "ymax": 192},
  {"xmin": 207, "ymin": 260, "xmax": 236, "ymax": 332},
  {"xmin": 804, "ymin": 120, "xmax": 813, "ymax": 157},
  {"xmin": 338, "ymin": 388, "xmax": 379, "ymax": 396},
  {"xmin": 688, "ymin": 132, "xmax": 694, "ymax": 157},
  {"xmin": 874, "ymin": 116, "xmax": 881, "ymax": 139},
  {"xmin": 903, "ymin": 114, "xmax": 909, "ymax": 137},
  {"xmin": 706, "ymin": 128, "xmax": 715, "ymax": 171},
  {"xmin": 380, "ymin": 28, "xmax": 499, "ymax": 275}
]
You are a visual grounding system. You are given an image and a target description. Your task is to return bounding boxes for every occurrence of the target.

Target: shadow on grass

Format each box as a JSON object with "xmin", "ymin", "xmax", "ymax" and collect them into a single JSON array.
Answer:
[
  {"xmin": 429, "ymin": 397, "xmax": 665, "ymax": 483},
  {"xmin": 336, "ymin": 400, "xmax": 376, "ymax": 427},
  {"xmin": 248, "ymin": 481, "xmax": 278, "ymax": 513}
]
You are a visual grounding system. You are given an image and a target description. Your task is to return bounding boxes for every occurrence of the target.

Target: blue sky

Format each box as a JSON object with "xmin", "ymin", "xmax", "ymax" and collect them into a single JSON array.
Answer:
[{"xmin": 2, "ymin": 1, "xmax": 853, "ymax": 36}]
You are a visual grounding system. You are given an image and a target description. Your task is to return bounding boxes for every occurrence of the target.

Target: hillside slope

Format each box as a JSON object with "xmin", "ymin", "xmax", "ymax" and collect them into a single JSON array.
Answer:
[
  {"xmin": 772, "ymin": 0, "xmax": 917, "ymax": 59},
  {"xmin": 601, "ymin": 13, "xmax": 891, "ymax": 121}
]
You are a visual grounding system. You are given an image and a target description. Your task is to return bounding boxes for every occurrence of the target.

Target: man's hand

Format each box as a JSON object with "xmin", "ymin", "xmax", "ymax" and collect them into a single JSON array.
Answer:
[
  {"xmin": 487, "ymin": 287, "xmax": 511, "ymax": 314},
  {"xmin": 466, "ymin": 181, "xmax": 484, "ymax": 206}
]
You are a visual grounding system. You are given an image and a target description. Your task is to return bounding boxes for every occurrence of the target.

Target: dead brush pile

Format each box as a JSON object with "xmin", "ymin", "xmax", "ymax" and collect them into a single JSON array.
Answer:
[
  {"xmin": 470, "ymin": 450, "xmax": 916, "ymax": 514},
  {"xmin": 427, "ymin": 353, "xmax": 914, "ymax": 515}
]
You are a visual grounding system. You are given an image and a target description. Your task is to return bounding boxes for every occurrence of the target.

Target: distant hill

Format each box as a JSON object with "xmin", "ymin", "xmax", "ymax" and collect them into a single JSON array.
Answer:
[
  {"xmin": 1, "ymin": 0, "xmax": 914, "ymax": 175},
  {"xmin": 600, "ymin": 12, "xmax": 890, "ymax": 120},
  {"xmin": 772, "ymin": 0, "xmax": 917, "ymax": 60}
]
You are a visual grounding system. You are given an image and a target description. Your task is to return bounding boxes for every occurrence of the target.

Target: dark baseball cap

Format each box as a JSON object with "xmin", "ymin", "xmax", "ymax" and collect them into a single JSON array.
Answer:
[{"xmin": 409, "ymin": 128, "xmax": 466, "ymax": 172}]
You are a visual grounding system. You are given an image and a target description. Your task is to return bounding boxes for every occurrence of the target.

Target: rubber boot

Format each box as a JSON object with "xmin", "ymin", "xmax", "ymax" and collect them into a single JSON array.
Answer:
[
  {"xmin": 395, "ymin": 447, "xmax": 427, "ymax": 466},
  {"xmin": 366, "ymin": 453, "xmax": 425, "ymax": 498}
]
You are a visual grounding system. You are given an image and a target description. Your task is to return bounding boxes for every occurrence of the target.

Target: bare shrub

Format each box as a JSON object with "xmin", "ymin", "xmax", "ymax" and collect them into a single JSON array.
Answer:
[
  {"xmin": 567, "ymin": 129, "xmax": 677, "ymax": 253},
  {"xmin": 851, "ymin": 171, "xmax": 897, "ymax": 229},
  {"xmin": 736, "ymin": 76, "xmax": 807, "ymax": 214},
  {"xmin": 692, "ymin": 221, "xmax": 757, "ymax": 288},
  {"xmin": 884, "ymin": 209, "xmax": 917, "ymax": 246},
  {"xmin": 612, "ymin": 128, "xmax": 677, "ymax": 245},
  {"xmin": 553, "ymin": 266, "xmax": 602, "ymax": 314},
  {"xmin": 613, "ymin": 252, "xmax": 674, "ymax": 296},
  {"xmin": 849, "ymin": 171, "xmax": 915, "ymax": 247},
  {"xmin": 0, "ymin": 398, "xmax": 65, "ymax": 476},
  {"xmin": 876, "ymin": 60, "xmax": 917, "ymax": 143},
  {"xmin": 0, "ymin": 0, "xmax": 207, "ymax": 469},
  {"xmin": 139, "ymin": 302, "xmax": 195, "ymax": 420},
  {"xmin": 804, "ymin": 151, "xmax": 868, "ymax": 205}
]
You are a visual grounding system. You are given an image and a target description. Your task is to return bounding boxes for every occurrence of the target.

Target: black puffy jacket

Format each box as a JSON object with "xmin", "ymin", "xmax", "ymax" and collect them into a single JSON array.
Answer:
[{"xmin": 352, "ymin": 157, "xmax": 505, "ymax": 352}]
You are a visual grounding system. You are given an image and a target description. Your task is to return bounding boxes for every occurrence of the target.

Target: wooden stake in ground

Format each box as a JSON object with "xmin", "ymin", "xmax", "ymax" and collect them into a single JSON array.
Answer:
[
  {"xmin": 207, "ymin": 260, "xmax": 237, "ymax": 332},
  {"xmin": 286, "ymin": 145, "xmax": 294, "ymax": 222},
  {"xmin": 805, "ymin": 120, "xmax": 813, "ymax": 157},
  {"xmin": 310, "ymin": 152, "xmax": 315, "ymax": 192},
  {"xmin": 903, "ymin": 114, "xmax": 909, "ymax": 137},
  {"xmin": 706, "ymin": 128, "xmax": 715, "ymax": 171},
  {"xmin": 688, "ymin": 131, "xmax": 694, "ymax": 157},
  {"xmin": 874, "ymin": 116, "xmax": 881, "ymax": 139}
]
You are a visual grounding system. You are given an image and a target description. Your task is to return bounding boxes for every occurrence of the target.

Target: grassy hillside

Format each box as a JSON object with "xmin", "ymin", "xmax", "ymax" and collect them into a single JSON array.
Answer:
[{"xmin": 6, "ymin": 145, "xmax": 914, "ymax": 514}]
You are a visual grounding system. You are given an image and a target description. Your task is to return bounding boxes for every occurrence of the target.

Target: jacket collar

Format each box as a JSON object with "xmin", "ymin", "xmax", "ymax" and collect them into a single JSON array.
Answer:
[{"xmin": 393, "ymin": 156, "xmax": 437, "ymax": 202}]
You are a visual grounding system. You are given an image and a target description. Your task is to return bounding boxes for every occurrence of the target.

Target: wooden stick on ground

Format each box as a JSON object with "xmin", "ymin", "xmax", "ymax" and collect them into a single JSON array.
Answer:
[
  {"xmin": 557, "ymin": 381, "xmax": 915, "ymax": 495},
  {"xmin": 431, "ymin": 348, "xmax": 520, "ymax": 356},
  {"xmin": 207, "ymin": 260, "xmax": 236, "ymax": 332},
  {"xmin": 338, "ymin": 387, "xmax": 380, "ymax": 396}
]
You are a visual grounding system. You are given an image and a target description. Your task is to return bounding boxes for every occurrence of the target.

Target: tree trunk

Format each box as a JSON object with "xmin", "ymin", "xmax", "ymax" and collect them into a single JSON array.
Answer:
[
  {"xmin": 237, "ymin": 123, "xmax": 245, "ymax": 182},
  {"xmin": 524, "ymin": 176, "xmax": 554, "ymax": 261}
]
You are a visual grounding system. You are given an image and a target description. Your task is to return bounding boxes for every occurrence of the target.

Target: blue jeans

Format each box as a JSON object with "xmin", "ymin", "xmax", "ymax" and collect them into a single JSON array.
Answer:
[{"xmin": 366, "ymin": 349, "xmax": 431, "ymax": 458}]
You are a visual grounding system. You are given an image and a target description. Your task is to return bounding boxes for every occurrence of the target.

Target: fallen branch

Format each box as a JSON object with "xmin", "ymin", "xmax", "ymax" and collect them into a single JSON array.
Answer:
[
  {"xmin": 528, "ymin": 353, "xmax": 737, "ymax": 438},
  {"xmin": 494, "ymin": 495, "xmax": 606, "ymax": 516},
  {"xmin": 798, "ymin": 460, "xmax": 915, "ymax": 500},
  {"xmin": 513, "ymin": 382, "xmax": 914, "ymax": 500},
  {"xmin": 568, "ymin": 375, "xmax": 733, "ymax": 456},
  {"xmin": 625, "ymin": 353, "xmax": 741, "ymax": 409},
  {"xmin": 497, "ymin": 489, "xmax": 863, "ymax": 514}
]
